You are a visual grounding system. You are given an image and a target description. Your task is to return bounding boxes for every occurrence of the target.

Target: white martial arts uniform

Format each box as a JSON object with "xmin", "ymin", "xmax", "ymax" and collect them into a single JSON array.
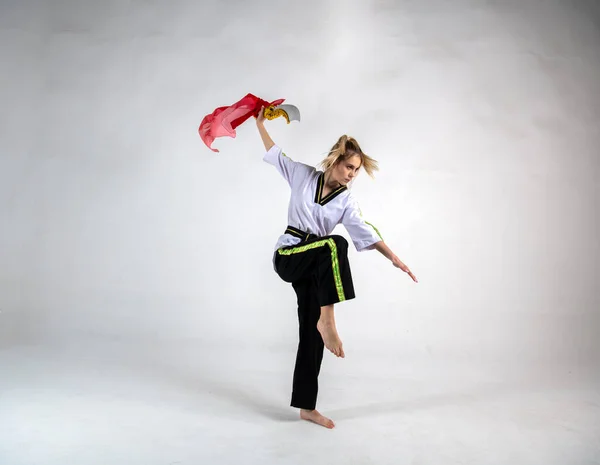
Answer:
[{"xmin": 263, "ymin": 144, "xmax": 382, "ymax": 262}]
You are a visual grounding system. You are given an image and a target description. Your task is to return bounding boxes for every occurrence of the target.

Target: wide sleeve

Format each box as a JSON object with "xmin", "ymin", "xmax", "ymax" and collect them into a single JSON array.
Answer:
[
  {"xmin": 262, "ymin": 145, "xmax": 301, "ymax": 187},
  {"xmin": 341, "ymin": 195, "xmax": 383, "ymax": 252}
]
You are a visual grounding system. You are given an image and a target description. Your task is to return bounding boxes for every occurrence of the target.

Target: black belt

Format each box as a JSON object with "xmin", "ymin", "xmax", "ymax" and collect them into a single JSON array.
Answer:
[{"xmin": 285, "ymin": 225, "xmax": 319, "ymax": 242}]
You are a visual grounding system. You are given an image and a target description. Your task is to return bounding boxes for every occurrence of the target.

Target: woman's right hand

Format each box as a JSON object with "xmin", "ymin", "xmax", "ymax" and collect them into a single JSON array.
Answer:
[
  {"xmin": 256, "ymin": 106, "xmax": 266, "ymax": 125},
  {"xmin": 255, "ymin": 106, "xmax": 275, "ymax": 151}
]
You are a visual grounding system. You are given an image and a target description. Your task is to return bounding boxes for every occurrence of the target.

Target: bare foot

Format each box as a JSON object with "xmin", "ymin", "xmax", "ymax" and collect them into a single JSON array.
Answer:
[
  {"xmin": 317, "ymin": 319, "xmax": 345, "ymax": 358},
  {"xmin": 300, "ymin": 409, "xmax": 335, "ymax": 429}
]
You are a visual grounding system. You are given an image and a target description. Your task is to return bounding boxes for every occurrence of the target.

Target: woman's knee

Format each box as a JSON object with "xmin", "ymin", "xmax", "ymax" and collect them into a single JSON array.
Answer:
[
  {"xmin": 316, "ymin": 235, "xmax": 349, "ymax": 262},
  {"xmin": 329, "ymin": 235, "xmax": 349, "ymax": 250}
]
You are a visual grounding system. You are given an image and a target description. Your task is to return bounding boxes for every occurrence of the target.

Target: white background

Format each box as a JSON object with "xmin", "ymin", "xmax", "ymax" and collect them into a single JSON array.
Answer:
[{"xmin": 1, "ymin": 0, "xmax": 599, "ymax": 464}]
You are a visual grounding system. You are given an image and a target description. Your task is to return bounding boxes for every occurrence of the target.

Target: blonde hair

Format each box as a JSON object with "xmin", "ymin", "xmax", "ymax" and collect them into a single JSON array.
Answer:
[{"xmin": 319, "ymin": 135, "xmax": 379, "ymax": 178}]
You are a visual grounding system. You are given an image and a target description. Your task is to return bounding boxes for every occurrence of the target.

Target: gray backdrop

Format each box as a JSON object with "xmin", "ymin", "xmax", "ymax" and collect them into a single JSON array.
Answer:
[{"xmin": 1, "ymin": 0, "xmax": 599, "ymax": 463}]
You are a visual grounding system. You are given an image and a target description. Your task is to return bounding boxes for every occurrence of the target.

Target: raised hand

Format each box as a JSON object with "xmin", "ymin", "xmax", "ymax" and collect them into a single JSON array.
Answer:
[{"xmin": 256, "ymin": 106, "xmax": 266, "ymax": 125}]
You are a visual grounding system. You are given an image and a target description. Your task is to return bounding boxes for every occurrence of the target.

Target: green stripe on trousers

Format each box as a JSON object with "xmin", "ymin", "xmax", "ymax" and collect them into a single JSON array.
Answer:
[{"xmin": 277, "ymin": 238, "xmax": 346, "ymax": 302}]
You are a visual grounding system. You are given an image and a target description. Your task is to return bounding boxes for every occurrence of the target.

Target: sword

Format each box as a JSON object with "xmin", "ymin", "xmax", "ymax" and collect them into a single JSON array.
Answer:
[{"xmin": 263, "ymin": 104, "xmax": 301, "ymax": 124}]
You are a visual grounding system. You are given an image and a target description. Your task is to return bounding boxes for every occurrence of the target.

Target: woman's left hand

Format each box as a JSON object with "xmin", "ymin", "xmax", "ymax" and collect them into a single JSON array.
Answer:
[{"xmin": 392, "ymin": 256, "xmax": 418, "ymax": 283}]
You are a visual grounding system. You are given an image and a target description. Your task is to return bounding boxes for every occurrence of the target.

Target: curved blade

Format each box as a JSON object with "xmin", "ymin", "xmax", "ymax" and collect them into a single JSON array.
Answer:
[{"xmin": 275, "ymin": 104, "xmax": 301, "ymax": 122}]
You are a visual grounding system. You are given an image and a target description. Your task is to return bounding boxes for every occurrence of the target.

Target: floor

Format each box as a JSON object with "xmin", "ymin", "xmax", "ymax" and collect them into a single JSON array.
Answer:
[{"xmin": 1, "ymin": 338, "xmax": 598, "ymax": 465}]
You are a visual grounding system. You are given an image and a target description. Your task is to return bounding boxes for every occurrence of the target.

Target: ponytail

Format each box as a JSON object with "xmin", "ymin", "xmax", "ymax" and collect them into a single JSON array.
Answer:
[{"xmin": 319, "ymin": 135, "xmax": 379, "ymax": 178}]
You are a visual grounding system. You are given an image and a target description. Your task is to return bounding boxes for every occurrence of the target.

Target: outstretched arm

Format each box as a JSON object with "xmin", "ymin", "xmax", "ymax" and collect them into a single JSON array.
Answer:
[
  {"xmin": 375, "ymin": 241, "xmax": 418, "ymax": 283},
  {"xmin": 341, "ymin": 197, "xmax": 418, "ymax": 283},
  {"xmin": 256, "ymin": 107, "xmax": 275, "ymax": 151}
]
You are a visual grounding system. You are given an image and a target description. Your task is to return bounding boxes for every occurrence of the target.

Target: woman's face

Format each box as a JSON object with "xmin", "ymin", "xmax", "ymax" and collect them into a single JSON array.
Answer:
[{"xmin": 333, "ymin": 153, "xmax": 361, "ymax": 186}]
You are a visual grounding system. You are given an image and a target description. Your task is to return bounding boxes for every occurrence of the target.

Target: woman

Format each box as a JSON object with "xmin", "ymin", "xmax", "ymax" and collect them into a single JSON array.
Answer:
[{"xmin": 256, "ymin": 108, "xmax": 418, "ymax": 429}]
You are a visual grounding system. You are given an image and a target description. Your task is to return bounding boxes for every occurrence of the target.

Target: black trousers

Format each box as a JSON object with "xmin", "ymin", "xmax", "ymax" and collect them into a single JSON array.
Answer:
[{"xmin": 274, "ymin": 234, "xmax": 355, "ymax": 410}]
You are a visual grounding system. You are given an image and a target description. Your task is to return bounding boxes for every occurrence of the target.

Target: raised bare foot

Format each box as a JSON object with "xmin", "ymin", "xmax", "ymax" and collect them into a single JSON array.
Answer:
[
  {"xmin": 317, "ymin": 319, "xmax": 345, "ymax": 358},
  {"xmin": 300, "ymin": 409, "xmax": 335, "ymax": 429}
]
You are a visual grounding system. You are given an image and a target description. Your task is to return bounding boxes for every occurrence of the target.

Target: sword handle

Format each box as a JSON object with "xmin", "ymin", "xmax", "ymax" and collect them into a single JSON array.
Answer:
[{"xmin": 263, "ymin": 105, "xmax": 291, "ymax": 124}]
